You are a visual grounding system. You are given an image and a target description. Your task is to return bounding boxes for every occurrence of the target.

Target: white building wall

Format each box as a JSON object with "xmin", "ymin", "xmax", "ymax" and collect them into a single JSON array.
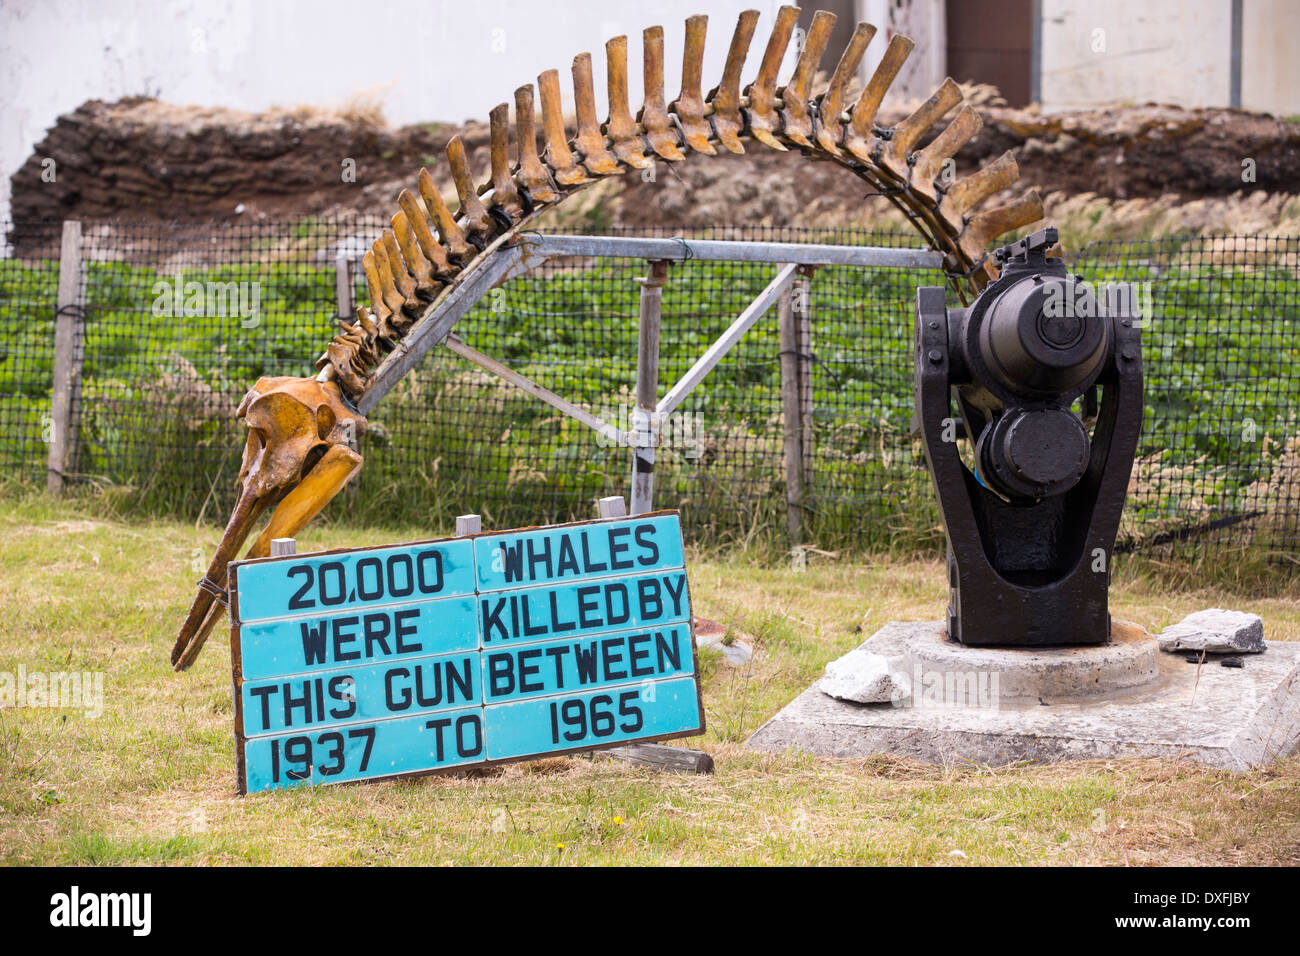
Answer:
[
  {"xmin": 1041, "ymin": 0, "xmax": 1300, "ymax": 115},
  {"xmin": 5, "ymin": 0, "xmax": 1295, "ymax": 224},
  {"xmin": 1040, "ymin": 0, "xmax": 1233, "ymax": 111},
  {"xmin": 1241, "ymin": 0, "xmax": 1300, "ymax": 118},
  {"xmin": 0, "ymin": 0, "xmax": 799, "ymax": 224},
  {"xmin": 859, "ymin": 0, "xmax": 947, "ymax": 103}
]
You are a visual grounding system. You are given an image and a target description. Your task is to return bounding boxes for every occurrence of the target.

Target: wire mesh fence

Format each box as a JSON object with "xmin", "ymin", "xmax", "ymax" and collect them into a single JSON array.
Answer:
[{"xmin": 2, "ymin": 216, "xmax": 1297, "ymax": 556}]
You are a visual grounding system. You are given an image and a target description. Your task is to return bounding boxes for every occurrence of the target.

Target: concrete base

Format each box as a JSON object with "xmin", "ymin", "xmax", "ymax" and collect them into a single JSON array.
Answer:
[{"xmin": 748, "ymin": 621, "xmax": 1300, "ymax": 771}]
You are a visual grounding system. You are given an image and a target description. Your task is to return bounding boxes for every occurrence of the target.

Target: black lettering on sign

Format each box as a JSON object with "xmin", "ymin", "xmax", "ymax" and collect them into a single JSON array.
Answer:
[
  {"xmin": 620, "ymin": 690, "xmax": 644, "ymax": 733},
  {"xmin": 662, "ymin": 573, "xmax": 687, "ymax": 617},
  {"xmin": 422, "ymin": 714, "xmax": 482, "ymax": 761},
  {"xmin": 455, "ymin": 714, "xmax": 483, "ymax": 758},
  {"xmin": 609, "ymin": 527, "xmax": 633, "ymax": 569},
  {"xmin": 638, "ymin": 578, "xmax": 662, "ymax": 620},
  {"xmin": 527, "ymin": 537, "xmax": 552, "ymax": 581},
  {"xmin": 557, "ymin": 537, "xmax": 580, "ymax": 575},
  {"xmin": 387, "ymin": 553, "xmax": 414, "ymax": 597},
  {"xmin": 297, "ymin": 609, "xmax": 425, "ymax": 668},
  {"xmin": 319, "ymin": 561, "xmax": 347, "ymax": 605},
  {"xmin": 301, "ymin": 619, "xmax": 328, "ymax": 664},
  {"xmin": 517, "ymin": 648, "xmax": 544, "ymax": 693},
  {"xmin": 250, "ymin": 684, "xmax": 276, "ymax": 727},
  {"xmin": 415, "ymin": 550, "xmax": 443, "ymax": 594},
  {"xmin": 482, "ymin": 597, "xmax": 508, "ymax": 641},
  {"xmin": 385, "ymin": 658, "xmax": 476, "ymax": 712},
  {"xmin": 283, "ymin": 680, "xmax": 312, "ymax": 727},
  {"xmin": 488, "ymin": 652, "xmax": 513, "ymax": 696},
  {"xmin": 333, "ymin": 616, "xmax": 361, "ymax": 662},
  {"xmin": 447, "ymin": 658, "xmax": 473, "ymax": 702},
  {"xmin": 601, "ymin": 636, "xmax": 627, "ymax": 681},
  {"xmin": 281, "ymin": 550, "xmax": 449, "ymax": 615},
  {"xmin": 385, "ymin": 667, "xmax": 411, "ymax": 711},
  {"xmin": 249, "ymin": 676, "xmax": 364, "ymax": 728},
  {"xmin": 545, "ymin": 645, "xmax": 569, "ymax": 685},
  {"xmin": 547, "ymin": 690, "xmax": 644, "ymax": 745},
  {"xmin": 426, "ymin": 717, "xmax": 451, "ymax": 760},
  {"xmin": 500, "ymin": 541, "xmax": 524, "ymax": 583},
  {"xmin": 549, "ymin": 591, "xmax": 575, "ymax": 632},
  {"xmin": 356, "ymin": 557, "xmax": 384, "ymax": 601},
  {"xmin": 287, "ymin": 565, "xmax": 314, "ymax": 610},
  {"xmin": 268, "ymin": 726, "xmax": 376, "ymax": 784},
  {"xmin": 520, "ymin": 595, "xmax": 546, "ymax": 637},
  {"xmin": 591, "ymin": 694, "xmax": 615, "ymax": 735},
  {"xmin": 574, "ymin": 642, "xmax": 598, "ymax": 685},
  {"xmin": 605, "ymin": 584, "xmax": 630, "ymax": 627},
  {"xmin": 634, "ymin": 524, "xmax": 659, "ymax": 566},
  {"xmin": 580, "ymin": 534, "xmax": 607, "ymax": 575},
  {"xmin": 318, "ymin": 731, "xmax": 345, "ymax": 775},
  {"xmin": 484, "ymin": 580, "xmax": 672, "ymax": 642},
  {"xmin": 577, "ymin": 586, "xmax": 601, "ymax": 629},
  {"xmin": 328, "ymin": 676, "xmax": 357, "ymax": 720},
  {"xmin": 363, "ymin": 613, "xmax": 391, "ymax": 656},
  {"xmin": 484, "ymin": 526, "xmax": 680, "ymax": 587},
  {"xmin": 656, "ymin": 629, "xmax": 682, "ymax": 671},
  {"xmin": 394, "ymin": 608, "xmax": 421, "ymax": 653},
  {"xmin": 628, "ymin": 632, "xmax": 653, "ymax": 676}
]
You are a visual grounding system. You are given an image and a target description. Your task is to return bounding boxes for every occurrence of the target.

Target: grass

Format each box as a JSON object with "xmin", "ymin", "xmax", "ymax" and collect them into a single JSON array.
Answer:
[{"xmin": 1, "ymin": 493, "xmax": 1298, "ymax": 865}]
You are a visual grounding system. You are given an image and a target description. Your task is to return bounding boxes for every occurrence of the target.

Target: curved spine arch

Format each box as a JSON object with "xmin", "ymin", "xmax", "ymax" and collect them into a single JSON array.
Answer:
[{"xmin": 169, "ymin": 7, "xmax": 1046, "ymax": 670}]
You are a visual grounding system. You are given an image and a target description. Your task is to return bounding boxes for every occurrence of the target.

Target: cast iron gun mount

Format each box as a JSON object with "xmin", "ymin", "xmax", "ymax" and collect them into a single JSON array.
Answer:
[{"xmin": 914, "ymin": 227, "xmax": 1144, "ymax": 647}]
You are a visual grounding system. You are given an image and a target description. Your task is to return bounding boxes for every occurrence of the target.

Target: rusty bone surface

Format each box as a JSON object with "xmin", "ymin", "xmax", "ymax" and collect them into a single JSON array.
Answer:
[
  {"xmin": 170, "ymin": 377, "xmax": 363, "ymax": 671},
  {"xmin": 171, "ymin": 6, "xmax": 1047, "ymax": 671}
]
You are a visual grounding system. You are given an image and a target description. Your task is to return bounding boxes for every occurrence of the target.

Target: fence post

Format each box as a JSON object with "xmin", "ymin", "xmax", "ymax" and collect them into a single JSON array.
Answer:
[
  {"xmin": 336, "ymin": 253, "xmax": 360, "ymax": 508},
  {"xmin": 795, "ymin": 269, "xmax": 814, "ymax": 492},
  {"xmin": 631, "ymin": 260, "xmax": 669, "ymax": 515},
  {"xmin": 779, "ymin": 284, "xmax": 804, "ymax": 548},
  {"xmin": 598, "ymin": 495, "xmax": 627, "ymax": 518},
  {"xmin": 334, "ymin": 254, "xmax": 354, "ymax": 324},
  {"xmin": 270, "ymin": 538, "xmax": 298, "ymax": 558},
  {"xmin": 47, "ymin": 220, "xmax": 84, "ymax": 495},
  {"xmin": 456, "ymin": 513, "xmax": 482, "ymax": 536}
]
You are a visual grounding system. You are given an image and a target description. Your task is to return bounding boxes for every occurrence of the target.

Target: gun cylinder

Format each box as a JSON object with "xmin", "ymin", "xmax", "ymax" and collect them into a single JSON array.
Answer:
[{"xmin": 978, "ymin": 275, "xmax": 1109, "ymax": 398}]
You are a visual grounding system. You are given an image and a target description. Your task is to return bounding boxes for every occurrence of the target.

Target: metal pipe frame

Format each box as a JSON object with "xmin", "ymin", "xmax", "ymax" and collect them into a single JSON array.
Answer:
[
  {"xmin": 523, "ymin": 233, "xmax": 944, "ymax": 269},
  {"xmin": 356, "ymin": 232, "xmax": 943, "ymax": 515}
]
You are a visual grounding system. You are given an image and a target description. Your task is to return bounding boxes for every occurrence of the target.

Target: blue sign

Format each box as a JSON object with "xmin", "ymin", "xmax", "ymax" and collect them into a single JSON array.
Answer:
[
  {"xmin": 236, "ymin": 538, "xmax": 476, "ymax": 623},
  {"xmin": 474, "ymin": 514, "xmax": 685, "ymax": 591},
  {"xmin": 485, "ymin": 676, "xmax": 702, "ymax": 762},
  {"xmin": 481, "ymin": 623, "xmax": 694, "ymax": 703},
  {"xmin": 240, "ymin": 650, "xmax": 482, "ymax": 736},
  {"xmin": 242, "ymin": 707, "xmax": 485, "ymax": 792},
  {"xmin": 238, "ymin": 596, "xmax": 479, "ymax": 681},
  {"xmin": 229, "ymin": 514, "xmax": 703, "ymax": 794}
]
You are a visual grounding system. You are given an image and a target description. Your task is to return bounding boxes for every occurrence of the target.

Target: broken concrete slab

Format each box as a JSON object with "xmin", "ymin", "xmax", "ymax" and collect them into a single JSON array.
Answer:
[
  {"xmin": 819, "ymin": 649, "xmax": 907, "ymax": 704},
  {"xmin": 1157, "ymin": 608, "xmax": 1266, "ymax": 655},
  {"xmin": 748, "ymin": 620, "xmax": 1300, "ymax": 771},
  {"xmin": 902, "ymin": 619, "xmax": 1158, "ymax": 701}
]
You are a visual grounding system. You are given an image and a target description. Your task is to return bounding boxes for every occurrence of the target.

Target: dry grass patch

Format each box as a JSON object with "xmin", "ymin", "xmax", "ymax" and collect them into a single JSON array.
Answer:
[{"xmin": 0, "ymin": 495, "xmax": 1297, "ymax": 865}]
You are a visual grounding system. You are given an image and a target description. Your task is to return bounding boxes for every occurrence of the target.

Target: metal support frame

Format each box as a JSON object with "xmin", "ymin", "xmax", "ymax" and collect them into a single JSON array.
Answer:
[
  {"xmin": 357, "ymin": 242, "xmax": 528, "ymax": 416},
  {"xmin": 356, "ymin": 233, "xmax": 943, "ymax": 528},
  {"xmin": 525, "ymin": 234, "xmax": 943, "ymax": 270},
  {"xmin": 444, "ymin": 332, "xmax": 622, "ymax": 445},
  {"xmin": 657, "ymin": 262, "xmax": 800, "ymax": 419}
]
